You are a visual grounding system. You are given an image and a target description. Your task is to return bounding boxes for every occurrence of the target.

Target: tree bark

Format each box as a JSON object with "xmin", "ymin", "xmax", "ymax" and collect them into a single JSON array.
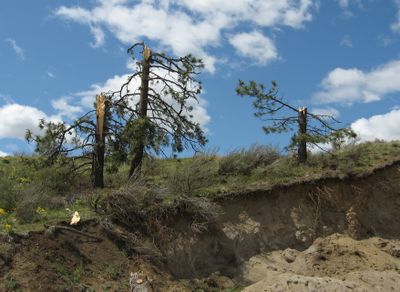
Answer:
[
  {"xmin": 298, "ymin": 107, "xmax": 307, "ymax": 163},
  {"xmin": 129, "ymin": 46, "xmax": 151, "ymax": 178},
  {"xmin": 93, "ymin": 94, "xmax": 107, "ymax": 188}
]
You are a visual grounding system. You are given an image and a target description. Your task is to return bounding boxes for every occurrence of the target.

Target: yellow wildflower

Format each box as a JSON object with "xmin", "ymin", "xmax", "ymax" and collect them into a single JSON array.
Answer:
[
  {"xmin": 0, "ymin": 208, "xmax": 6, "ymax": 216},
  {"xmin": 35, "ymin": 207, "xmax": 47, "ymax": 221},
  {"xmin": 36, "ymin": 207, "xmax": 46, "ymax": 215},
  {"xmin": 3, "ymin": 223, "xmax": 12, "ymax": 232}
]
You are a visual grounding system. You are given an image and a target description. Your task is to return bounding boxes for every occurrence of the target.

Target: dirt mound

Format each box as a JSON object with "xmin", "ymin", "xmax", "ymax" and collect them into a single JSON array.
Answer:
[
  {"xmin": 241, "ymin": 234, "xmax": 400, "ymax": 291},
  {"xmin": 243, "ymin": 270, "xmax": 400, "ymax": 291}
]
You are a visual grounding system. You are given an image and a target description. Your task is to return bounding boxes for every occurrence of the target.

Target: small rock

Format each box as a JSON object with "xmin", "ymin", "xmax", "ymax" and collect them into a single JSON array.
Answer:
[
  {"xmin": 295, "ymin": 230, "xmax": 313, "ymax": 244},
  {"xmin": 129, "ymin": 272, "xmax": 154, "ymax": 292},
  {"xmin": 375, "ymin": 239, "xmax": 389, "ymax": 248},
  {"xmin": 17, "ymin": 231, "xmax": 30, "ymax": 239},
  {"xmin": 389, "ymin": 246, "xmax": 400, "ymax": 258},
  {"xmin": 44, "ymin": 226, "xmax": 57, "ymax": 238},
  {"xmin": 205, "ymin": 273, "xmax": 236, "ymax": 289},
  {"xmin": 282, "ymin": 248, "xmax": 298, "ymax": 263}
]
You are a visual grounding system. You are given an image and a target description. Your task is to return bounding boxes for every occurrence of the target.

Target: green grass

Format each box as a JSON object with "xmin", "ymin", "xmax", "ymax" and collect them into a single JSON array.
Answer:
[
  {"xmin": 18, "ymin": 208, "xmax": 97, "ymax": 233},
  {"xmin": 4, "ymin": 275, "xmax": 22, "ymax": 291},
  {"xmin": 104, "ymin": 262, "xmax": 124, "ymax": 280},
  {"xmin": 51, "ymin": 259, "xmax": 85, "ymax": 289},
  {"xmin": 0, "ymin": 201, "xmax": 97, "ymax": 234}
]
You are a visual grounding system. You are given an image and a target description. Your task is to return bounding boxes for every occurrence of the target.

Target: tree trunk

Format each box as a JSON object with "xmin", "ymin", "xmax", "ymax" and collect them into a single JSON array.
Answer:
[
  {"xmin": 129, "ymin": 46, "xmax": 151, "ymax": 178},
  {"xmin": 93, "ymin": 94, "xmax": 107, "ymax": 188},
  {"xmin": 298, "ymin": 107, "xmax": 307, "ymax": 163}
]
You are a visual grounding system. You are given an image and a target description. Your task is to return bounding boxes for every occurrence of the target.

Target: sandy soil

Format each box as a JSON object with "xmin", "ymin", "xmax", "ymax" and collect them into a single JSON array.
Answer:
[{"xmin": 240, "ymin": 234, "xmax": 400, "ymax": 291}]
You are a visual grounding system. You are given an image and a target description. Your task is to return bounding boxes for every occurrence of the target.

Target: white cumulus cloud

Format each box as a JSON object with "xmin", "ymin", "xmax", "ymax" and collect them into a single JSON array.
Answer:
[
  {"xmin": 0, "ymin": 150, "xmax": 9, "ymax": 157},
  {"xmin": 314, "ymin": 60, "xmax": 400, "ymax": 104},
  {"xmin": 76, "ymin": 73, "xmax": 132, "ymax": 108},
  {"xmin": 229, "ymin": 31, "xmax": 278, "ymax": 65},
  {"xmin": 54, "ymin": 0, "xmax": 315, "ymax": 72},
  {"xmin": 351, "ymin": 108, "xmax": 400, "ymax": 142},
  {"xmin": 51, "ymin": 98, "xmax": 83, "ymax": 119},
  {"xmin": 0, "ymin": 104, "xmax": 60, "ymax": 140}
]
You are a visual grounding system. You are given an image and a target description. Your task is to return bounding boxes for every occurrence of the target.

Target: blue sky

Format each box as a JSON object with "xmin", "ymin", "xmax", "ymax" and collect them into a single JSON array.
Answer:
[{"xmin": 1, "ymin": 0, "xmax": 400, "ymax": 156}]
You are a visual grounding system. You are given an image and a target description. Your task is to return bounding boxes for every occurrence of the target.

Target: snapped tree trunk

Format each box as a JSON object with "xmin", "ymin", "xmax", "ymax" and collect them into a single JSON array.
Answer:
[
  {"xmin": 129, "ymin": 46, "xmax": 151, "ymax": 178},
  {"xmin": 93, "ymin": 94, "xmax": 107, "ymax": 188},
  {"xmin": 298, "ymin": 107, "xmax": 307, "ymax": 163}
]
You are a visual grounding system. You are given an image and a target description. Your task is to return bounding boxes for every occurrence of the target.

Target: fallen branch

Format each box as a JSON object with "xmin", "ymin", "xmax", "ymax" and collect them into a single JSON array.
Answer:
[{"xmin": 44, "ymin": 224, "xmax": 102, "ymax": 242}]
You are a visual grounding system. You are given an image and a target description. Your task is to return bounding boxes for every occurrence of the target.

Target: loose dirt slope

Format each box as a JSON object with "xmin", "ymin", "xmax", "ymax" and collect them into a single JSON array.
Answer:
[{"xmin": 0, "ymin": 221, "xmax": 188, "ymax": 291}]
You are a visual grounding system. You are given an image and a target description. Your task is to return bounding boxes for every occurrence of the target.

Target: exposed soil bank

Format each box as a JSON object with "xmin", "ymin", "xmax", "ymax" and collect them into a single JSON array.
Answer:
[{"xmin": 161, "ymin": 160, "xmax": 400, "ymax": 280}]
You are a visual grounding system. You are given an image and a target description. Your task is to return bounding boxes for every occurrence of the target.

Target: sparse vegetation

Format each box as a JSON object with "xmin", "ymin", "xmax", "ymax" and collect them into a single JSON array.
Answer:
[
  {"xmin": 105, "ymin": 262, "xmax": 124, "ymax": 280},
  {"xmin": 4, "ymin": 275, "xmax": 21, "ymax": 291}
]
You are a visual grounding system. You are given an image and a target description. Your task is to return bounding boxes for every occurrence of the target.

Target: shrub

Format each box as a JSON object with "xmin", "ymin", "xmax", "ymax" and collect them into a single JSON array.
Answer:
[
  {"xmin": 14, "ymin": 186, "xmax": 47, "ymax": 223},
  {"xmin": 218, "ymin": 144, "xmax": 280, "ymax": 176},
  {"xmin": 0, "ymin": 173, "xmax": 17, "ymax": 211},
  {"xmin": 15, "ymin": 200, "xmax": 38, "ymax": 224},
  {"xmin": 47, "ymin": 196, "xmax": 68, "ymax": 209},
  {"xmin": 168, "ymin": 154, "xmax": 218, "ymax": 196},
  {"xmin": 4, "ymin": 275, "xmax": 20, "ymax": 290},
  {"xmin": 34, "ymin": 165, "xmax": 74, "ymax": 195},
  {"xmin": 105, "ymin": 263, "xmax": 123, "ymax": 280},
  {"xmin": 107, "ymin": 156, "xmax": 162, "ymax": 188}
]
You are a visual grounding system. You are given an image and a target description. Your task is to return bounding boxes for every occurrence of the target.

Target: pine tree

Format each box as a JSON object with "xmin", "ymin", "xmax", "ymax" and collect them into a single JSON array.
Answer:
[
  {"xmin": 236, "ymin": 80, "xmax": 356, "ymax": 162},
  {"xmin": 25, "ymin": 94, "xmax": 112, "ymax": 188},
  {"xmin": 112, "ymin": 43, "xmax": 207, "ymax": 178}
]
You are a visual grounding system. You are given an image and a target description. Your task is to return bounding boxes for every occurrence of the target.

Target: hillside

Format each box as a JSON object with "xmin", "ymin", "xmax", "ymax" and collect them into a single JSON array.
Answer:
[{"xmin": 1, "ymin": 140, "xmax": 400, "ymax": 291}]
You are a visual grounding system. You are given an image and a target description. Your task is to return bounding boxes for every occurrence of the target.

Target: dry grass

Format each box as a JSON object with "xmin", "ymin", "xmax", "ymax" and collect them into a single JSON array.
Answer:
[{"xmin": 71, "ymin": 140, "xmax": 400, "ymax": 197}]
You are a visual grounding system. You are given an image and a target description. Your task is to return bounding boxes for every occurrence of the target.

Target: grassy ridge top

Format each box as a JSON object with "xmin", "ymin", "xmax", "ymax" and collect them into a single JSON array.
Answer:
[
  {"xmin": 128, "ymin": 140, "xmax": 400, "ymax": 197},
  {"xmin": 1, "ymin": 140, "xmax": 400, "ymax": 195}
]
